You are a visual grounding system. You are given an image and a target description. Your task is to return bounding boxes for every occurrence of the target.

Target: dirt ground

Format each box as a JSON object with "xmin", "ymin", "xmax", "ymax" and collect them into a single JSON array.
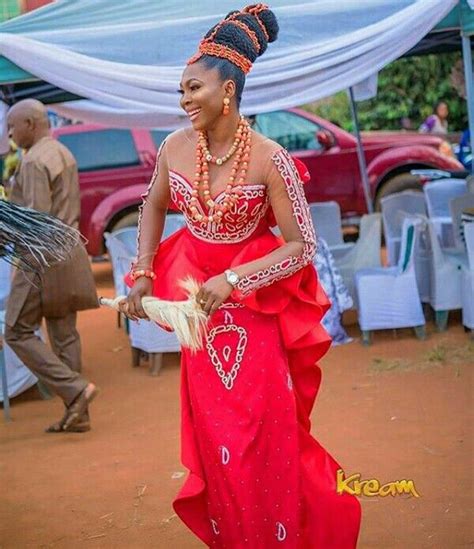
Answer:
[{"xmin": 1, "ymin": 262, "xmax": 473, "ymax": 549}]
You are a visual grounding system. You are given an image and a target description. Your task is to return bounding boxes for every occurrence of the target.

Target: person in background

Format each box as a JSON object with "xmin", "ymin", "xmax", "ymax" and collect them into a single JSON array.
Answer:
[
  {"xmin": 2, "ymin": 139, "xmax": 20, "ymax": 187},
  {"xmin": 400, "ymin": 116, "xmax": 413, "ymax": 131},
  {"xmin": 419, "ymin": 101, "xmax": 449, "ymax": 134},
  {"xmin": 5, "ymin": 99, "xmax": 99, "ymax": 433}
]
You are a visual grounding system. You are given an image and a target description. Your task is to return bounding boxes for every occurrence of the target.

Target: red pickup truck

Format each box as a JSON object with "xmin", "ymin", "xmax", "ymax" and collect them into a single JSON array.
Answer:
[{"xmin": 53, "ymin": 107, "xmax": 463, "ymax": 256}]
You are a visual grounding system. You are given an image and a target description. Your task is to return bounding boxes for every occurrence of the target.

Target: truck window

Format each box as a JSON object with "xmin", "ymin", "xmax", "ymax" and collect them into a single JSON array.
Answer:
[
  {"xmin": 57, "ymin": 129, "xmax": 140, "ymax": 172},
  {"xmin": 151, "ymin": 130, "xmax": 171, "ymax": 149},
  {"xmin": 253, "ymin": 111, "xmax": 322, "ymax": 152}
]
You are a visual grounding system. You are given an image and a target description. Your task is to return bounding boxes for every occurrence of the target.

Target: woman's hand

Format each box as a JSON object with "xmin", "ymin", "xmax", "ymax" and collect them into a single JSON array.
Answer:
[
  {"xmin": 119, "ymin": 276, "xmax": 153, "ymax": 321},
  {"xmin": 196, "ymin": 273, "xmax": 233, "ymax": 316}
]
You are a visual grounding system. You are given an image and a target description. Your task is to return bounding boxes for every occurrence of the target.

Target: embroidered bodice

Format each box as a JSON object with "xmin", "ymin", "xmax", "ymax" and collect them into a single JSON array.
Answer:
[
  {"xmin": 135, "ymin": 135, "xmax": 316, "ymax": 299},
  {"xmin": 168, "ymin": 170, "xmax": 270, "ymax": 244}
]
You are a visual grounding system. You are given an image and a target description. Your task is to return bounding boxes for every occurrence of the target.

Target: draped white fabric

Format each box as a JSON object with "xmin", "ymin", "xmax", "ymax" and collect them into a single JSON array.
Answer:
[{"xmin": 0, "ymin": 0, "xmax": 458, "ymax": 128}]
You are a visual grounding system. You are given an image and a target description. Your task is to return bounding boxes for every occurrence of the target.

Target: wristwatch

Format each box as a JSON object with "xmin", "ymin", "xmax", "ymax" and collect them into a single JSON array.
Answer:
[{"xmin": 224, "ymin": 269, "xmax": 240, "ymax": 287}]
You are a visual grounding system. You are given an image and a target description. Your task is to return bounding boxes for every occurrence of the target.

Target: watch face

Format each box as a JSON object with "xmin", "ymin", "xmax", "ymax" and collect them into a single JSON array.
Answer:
[{"xmin": 227, "ymin": 271, "xmax": 239, "ymax": 285}]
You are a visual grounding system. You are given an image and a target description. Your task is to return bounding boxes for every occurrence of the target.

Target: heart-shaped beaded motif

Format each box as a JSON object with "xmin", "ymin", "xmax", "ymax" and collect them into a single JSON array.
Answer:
[{"xmin": 206, "ymin": 324, "xmax": 248, "ymax": 390}]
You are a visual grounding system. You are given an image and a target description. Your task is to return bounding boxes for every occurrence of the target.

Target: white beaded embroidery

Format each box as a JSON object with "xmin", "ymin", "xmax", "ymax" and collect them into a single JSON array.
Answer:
[
  {"xmin": 135, "ymin": 139, "xmax": 167, "ymax": 262},
  {"xmin": 235, "ymin": 149, "xmax": 317, "ymax": 297},
  {"xmin": 276, "ymin": 522, "xmax": 288, "ymax": 542},
  {"xmin": 169, "ymin": 171, "xmax": 269, "ymax": 243},
  {"xmin": 210, "ymin": 519, "xmax": 220, "ymax": 535},
  {"xmin": 219, "ymin": 302, "xmax": 245, "ymax": 309},
  {"xmin": 206, "ymin": 324, "xmax": 248, "ymax": 390}
]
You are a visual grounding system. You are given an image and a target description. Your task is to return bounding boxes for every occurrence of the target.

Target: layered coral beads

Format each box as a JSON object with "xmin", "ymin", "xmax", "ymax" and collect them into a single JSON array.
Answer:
[{"xmin": 189, "ymin": 116, "xmax": 251, "ymax": 225}]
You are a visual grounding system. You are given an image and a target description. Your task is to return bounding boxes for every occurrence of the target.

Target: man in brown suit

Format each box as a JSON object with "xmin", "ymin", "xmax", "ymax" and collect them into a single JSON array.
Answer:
[{"xmin": 5, "ymin": 99, "xmax": 99, "ymax": 433}]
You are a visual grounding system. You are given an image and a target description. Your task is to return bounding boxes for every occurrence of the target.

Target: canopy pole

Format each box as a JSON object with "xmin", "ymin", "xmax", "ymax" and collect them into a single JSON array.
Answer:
[
  {"xmin": 461, "ymin": 34, "xmax": 474, "ymax": 174},
  {"xmin": 348, "ymin": 86, "xmax": 373, "ymax": 213}
]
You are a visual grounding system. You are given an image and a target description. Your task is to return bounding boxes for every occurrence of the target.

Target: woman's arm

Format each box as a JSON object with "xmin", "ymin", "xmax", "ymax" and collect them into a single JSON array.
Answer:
[
  {"xmin": 133, "ymin": 140, "xmax": 171, "ymax": 270},
  {"xmin": 232, "ymin": 148, "xmax": 316, "ymax": 297},
  {"xmin": 125, "ymin": 140, "xmax": 171, "ymax": 319},
  {"xmin": 196, "ymin": 147, "xmax": 316, "ymax": 314}
]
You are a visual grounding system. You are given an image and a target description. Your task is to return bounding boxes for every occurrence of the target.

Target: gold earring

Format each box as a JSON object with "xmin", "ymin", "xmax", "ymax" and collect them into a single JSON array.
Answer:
[{"xmin": 223, "ymin": 97, "xmax": 230, "ymax": 116}]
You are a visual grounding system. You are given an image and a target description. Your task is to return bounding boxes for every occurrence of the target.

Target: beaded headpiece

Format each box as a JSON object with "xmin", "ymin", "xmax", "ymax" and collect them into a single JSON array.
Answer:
[{"xmin": 187, "ymin": 3, "xmax": 269, "ymax": 75}]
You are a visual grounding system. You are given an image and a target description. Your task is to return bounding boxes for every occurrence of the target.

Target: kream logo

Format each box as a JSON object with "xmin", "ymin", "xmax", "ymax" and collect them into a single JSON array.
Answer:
[{"xmin": 336, "ymin": 469, "xmax": 420, "ymax": 498}]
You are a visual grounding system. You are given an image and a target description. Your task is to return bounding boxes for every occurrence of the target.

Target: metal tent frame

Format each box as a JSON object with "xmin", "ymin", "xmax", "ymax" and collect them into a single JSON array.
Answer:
[{"xmin": 349, "ymin": 0, "xmax": 474, "ymax": 214}]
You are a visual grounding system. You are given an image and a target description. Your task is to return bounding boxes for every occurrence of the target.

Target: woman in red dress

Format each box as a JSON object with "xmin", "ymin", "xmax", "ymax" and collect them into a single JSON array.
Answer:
[{"xmin": 122, "ymin": 4, "xmax": 361, "ymax": 547}]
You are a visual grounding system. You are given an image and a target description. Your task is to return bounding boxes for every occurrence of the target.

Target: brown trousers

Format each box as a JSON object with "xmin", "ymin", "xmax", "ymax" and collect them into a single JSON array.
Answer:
[{"xmin": 4, "ymin": 272, "xmax": 88, "ymax": 407}]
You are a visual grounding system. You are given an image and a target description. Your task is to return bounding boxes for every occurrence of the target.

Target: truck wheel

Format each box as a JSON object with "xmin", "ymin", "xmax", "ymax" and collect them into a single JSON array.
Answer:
[
  {"xmin": 375, "ymin": 174, "xmax": 423, "ymax": 211},
  {"xmin": 110, "ymin": 210, "xmax": 139, "ymax": 231}
]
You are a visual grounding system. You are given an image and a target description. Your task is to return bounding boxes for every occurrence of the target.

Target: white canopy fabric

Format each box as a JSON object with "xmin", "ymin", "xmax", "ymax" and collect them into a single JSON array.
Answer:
[{"xmin": 0, "ymin": 0, "xmax": 458, "ymax": 128}]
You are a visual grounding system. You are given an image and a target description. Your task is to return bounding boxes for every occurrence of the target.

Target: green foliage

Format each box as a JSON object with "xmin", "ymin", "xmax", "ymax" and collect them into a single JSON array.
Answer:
[{"xmin": 304, "ymin": 52, "xmax": 467, "ymax": 132}]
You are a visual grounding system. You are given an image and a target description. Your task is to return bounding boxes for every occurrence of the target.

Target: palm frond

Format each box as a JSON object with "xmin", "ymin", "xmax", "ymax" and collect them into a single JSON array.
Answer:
[{"xmin": 0, "ymin": 199, "xmax": 81, "ymax": 272}]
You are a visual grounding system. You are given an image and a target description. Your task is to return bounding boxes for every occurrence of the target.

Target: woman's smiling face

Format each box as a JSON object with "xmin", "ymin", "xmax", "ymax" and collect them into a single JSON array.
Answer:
[{"xmin": 179, "ymin": 62, "xmax": 232, "ymax": 131}]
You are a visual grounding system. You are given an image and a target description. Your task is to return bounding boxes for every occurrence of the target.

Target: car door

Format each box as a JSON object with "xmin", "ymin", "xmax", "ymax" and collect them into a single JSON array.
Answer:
[{"xmin": 252, "ymin": 110, "xmax": 356, "ymax": 212}]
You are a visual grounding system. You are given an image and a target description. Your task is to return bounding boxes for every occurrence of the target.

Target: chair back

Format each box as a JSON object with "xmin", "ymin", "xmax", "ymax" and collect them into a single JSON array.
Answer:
[
  {"xmin": 109, "ymin": 226, "xmax": 137, "ymax": 256},
  {"xmin": 162, "ymin": 214, "xmax": 186, "ymax": 239},
  {"xmin": 397, "ymin": 217, "xmax": 421, "ymax": 274},
  {"xmin": 104, "ymin": 233, "xmax": 133, "ymax": 296},
  {"xmin": 359, "ymin": 213, "xmax": 382, "ymax": 243},
  {"xmin": 112, "ymin": 214, "xmax": 186, "ymax": 255},
  {"xmin": 449, "ymin": 193, "xmax": 474, "ymax": 252},
  {"xmin": 424, "ymin": 179, "xmax": 467, "ymax": 219},
  {"xmin": 465, "ymin": 222, "xmax": 474, "ymax": 269},
  {"xmin": 381, "ymin": 191, "xmax": 426, "ymax": 240},
  {"xmin": 425, "ymin": 217, "xmax": 445, "ymax": 268},
  {"xmin": 309, "ymin": 201, "xmax": 344, "ymax": 246},
  {"xmin": 336, "ymin": 213, "xmax": 381, "ymax": 269}
]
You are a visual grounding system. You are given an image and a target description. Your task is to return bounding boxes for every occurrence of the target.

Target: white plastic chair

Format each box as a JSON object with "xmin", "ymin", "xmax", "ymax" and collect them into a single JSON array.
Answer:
[
  {"xmin": 309, "ymin": 202, "xmax": 354, "ymax": 260},
  {"xmin": 425, "ymin": 218, "xmax": 467, "ymax": 331},
  {"xmin": 162, "ymin": 214, "xmax": 186, "ymax": 239},
  {"xmin": 106, "ymin": 215, "xmax": 185, "ymax": 375},
  {"xmin": 334, "ymin": 213, "xmax": 382, "ymax": 305},
  {"xmin": 402, "ymin": 213, "xmax": 431, "ymax": 304},
  {"xmin": 108, "ymin": 226, "xmax": 138, "ymax": 257},
  {"xmin": 104, "ymin": 233, "xmax": 133, "ymax": 299},
  {"xmin": 355, "ymin": 217, "xmax": 426, "ymax": 344},
  {"xmin": 381, "ymin": 191, "xmax": 426, "ymax": 266},
  {"xmin": 110, "ymin": 214, "xmax": 186, "ymax": 259},
  {"xmin": 449, "ymin": 193, "xmax": 474, "ymax": 253},
  {"xmin": 461, "ymin": 222, "xmax": 474, "ymax": 332},
  {"xmin": 128, "ymin": 215, "xmax": 185, "ymax": 375},
  {"xmin": 424, "ymin": 179, "xmax": 467, "ymax": 248},
  {"xmin": 128, "ymin": 318, "xmax": 180, "ymax": 375}
]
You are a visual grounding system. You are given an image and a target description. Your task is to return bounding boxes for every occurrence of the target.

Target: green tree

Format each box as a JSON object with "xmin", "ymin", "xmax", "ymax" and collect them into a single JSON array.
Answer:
[{"xmin": 304, "ymin": 52, "xmax": 467, "ymax": 132}]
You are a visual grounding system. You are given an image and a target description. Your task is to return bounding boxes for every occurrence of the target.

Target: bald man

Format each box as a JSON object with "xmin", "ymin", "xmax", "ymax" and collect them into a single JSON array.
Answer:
[{"xmin": 5, "ymin": 99, "xmax": 99, "ymax": 433}]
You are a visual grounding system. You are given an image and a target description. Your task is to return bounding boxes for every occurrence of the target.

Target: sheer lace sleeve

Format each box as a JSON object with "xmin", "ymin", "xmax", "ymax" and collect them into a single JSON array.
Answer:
[
  {"xmin": 133, "ymin": 139, "xmax": 171, "ymax": 270},
  {"xmin": 234, "ymin": 148, "xmax": 316, "ymax": 297}
]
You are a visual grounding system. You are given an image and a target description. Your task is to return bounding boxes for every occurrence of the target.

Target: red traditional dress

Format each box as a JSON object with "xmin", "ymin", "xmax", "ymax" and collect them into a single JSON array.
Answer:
[{"xmin": 128, "ymin": 140, "xmax": 361, "ymax": 548}]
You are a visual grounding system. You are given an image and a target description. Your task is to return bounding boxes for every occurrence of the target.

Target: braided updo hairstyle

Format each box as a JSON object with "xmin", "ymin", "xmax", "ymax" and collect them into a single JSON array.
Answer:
[{"xmin": 197, "ymin": 6, "xmax": 278, "ymax": 107}]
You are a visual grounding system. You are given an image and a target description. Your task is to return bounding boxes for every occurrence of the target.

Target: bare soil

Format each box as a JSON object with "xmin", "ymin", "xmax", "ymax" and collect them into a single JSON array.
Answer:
[{"xmin": 1, "ymin": 262, "xmax": 473, "ymax": 548}]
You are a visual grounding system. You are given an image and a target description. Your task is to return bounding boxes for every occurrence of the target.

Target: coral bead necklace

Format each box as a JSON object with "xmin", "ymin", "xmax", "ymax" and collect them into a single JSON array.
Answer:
[{"xmin": 189, "ymin": 115, "xmax": 251, "ymax": 225}]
